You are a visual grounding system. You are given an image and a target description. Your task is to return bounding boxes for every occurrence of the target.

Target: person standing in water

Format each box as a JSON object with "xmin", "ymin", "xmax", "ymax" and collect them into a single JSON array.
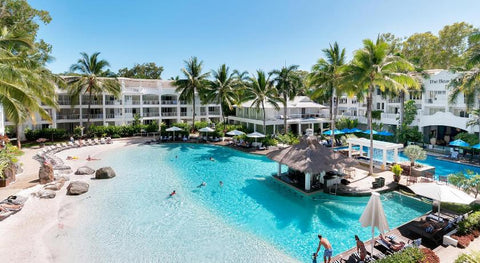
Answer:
[{"xmin": 314, "ymin": 234, "xmax": 333, "ymax": 263}]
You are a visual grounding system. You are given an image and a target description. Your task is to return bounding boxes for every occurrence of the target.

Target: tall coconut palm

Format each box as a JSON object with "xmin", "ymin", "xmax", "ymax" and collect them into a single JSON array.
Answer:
[
  {"xmin": 174, "ymin": 57, "xmax": 210, "ymax": 132},
  {"xmin": 270, "ymin": 65, "xmax": 302, "ymax": 134},
  {"xmin": 0, "ymin": 28, "xmax": 59, "ymax": 148},
  {"xmin": 245, "ymin": 70, "xmax": 280, "ymax": 133},
  {"xmin": 67, "ymin": 52, "xmax": 120, "ymax": 127},
  {"xmin": 346, "ymin": 38, "xmax": 420, "ymax": 175},
  {"xmin": 204, "ymin": 64, "xmax": 242, "ymax": 130},
  {"xmin": 307, "ymin": 42, "xmax": 346, "ymax": 146}
]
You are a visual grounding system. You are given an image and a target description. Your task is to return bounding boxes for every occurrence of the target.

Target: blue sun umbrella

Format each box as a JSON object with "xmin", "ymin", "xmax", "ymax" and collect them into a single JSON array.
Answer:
[
  {"xmin": 449, "ymin": 139, "xmax": 470, "ymax": 147},
  {"xmin": 340, "ymin": 128, "xmax": 352, "ymax": 133},
  {"xmin": 363, "ymin": 129, "xmax": 378, "ymax": 135},
  {"xmin": 350, "ymin": 128, "xmax": 363, "ymax": 133},
  {"xmin": 378, "ymin": 131, "xmax": 393, "ymax": 136},
  {"xmin": 472, "ymin": 143, "xmax": 480, "ymax": 149},
  {"xmin": 323, "ymin": 129, "xmax": 345, "ymax": 136}
]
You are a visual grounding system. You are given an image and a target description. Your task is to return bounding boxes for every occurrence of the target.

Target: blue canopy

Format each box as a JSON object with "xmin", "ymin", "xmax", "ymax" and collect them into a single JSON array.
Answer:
[
  {"xmin": 472, "ymin": 143, "xmax": 480, "ymax": 149},
  {"xmin": 340, "ymin": 128, "xmax": 352, "ymax": 133},
  {"xmin": 350, "ymin": 128, "xmax": 363, "ymax": 133},
  {"xmin": 449, "ymin": 139, "xmax": 470, "ymax": 147},
  {"xmin": 378, "ymin": 131, "xmax": 393, "ymax": 136},
  {"xmin": 363, "ymin": 129, "xmax": 378, "ymax": 135},
  {"xmin": 323, "ymin": 129, "xmax": 345, "ymax": 136}
]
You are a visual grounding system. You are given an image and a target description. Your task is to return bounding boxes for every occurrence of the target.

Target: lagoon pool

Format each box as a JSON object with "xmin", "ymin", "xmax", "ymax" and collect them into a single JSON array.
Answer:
[
  {"xmin": 50, "ymin": 144, "xmax": 430, "ymax": 262},
  {"xmin": 341, "ymin": 146, "xmax": 480, "ymax": 177}
]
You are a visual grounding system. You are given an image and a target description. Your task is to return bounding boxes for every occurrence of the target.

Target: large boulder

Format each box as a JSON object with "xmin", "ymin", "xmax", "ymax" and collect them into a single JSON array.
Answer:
[
  {"xmin": 95, "ymin": 167, "xmax": 116, "ymax": 179},
  {"xmin": 43, "ymin": 178, "xmax": 66, "ymax": 191},
  {"xmin": 66, "ymin": 181, "xmax": 89, "ymax": 195},
  {"xmin": 38, "ymin": 162, "xmax": 54, "ymax": 184},
  {"xmin": 54, "ymin": 175, "xmax": 70, "ymax": 181},
  {"xmin": 34, "ymin": 189, "xmax": 56, "ymax": 199},
  {"xmin": 75, "ymin": 166, "xmax": 95, "ymax": 175}
]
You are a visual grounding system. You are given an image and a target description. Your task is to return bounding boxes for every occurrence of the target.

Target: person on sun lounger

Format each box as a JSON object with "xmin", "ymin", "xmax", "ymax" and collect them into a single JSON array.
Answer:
[
  {"xmin": 379, "ymin": 234, "xmax": 405, "ymax": 251},
  {"xmin": 87, "ymin": 155, "xmax": 100, "ymax": 161},
  {"xmin": 0, "ymin": 203, "xmax": 22, "ymax": 212}
]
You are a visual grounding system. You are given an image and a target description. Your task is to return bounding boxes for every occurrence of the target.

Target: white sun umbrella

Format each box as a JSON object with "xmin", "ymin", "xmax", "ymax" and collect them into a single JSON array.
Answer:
[
  {"xmin": 165, "ymin": 126, "xmax": 183, "ymax": 140},
  {"xmin": 226, "ymin": 129, "xmax": 245, "ymax": 136},
  {"xmin": 359, "ymin": 192, "xmax": 390, "ymax": 256},
  {"xmin": 409, "ymin": 182, "xmax": 476, "ymax": 217},
  {"xmin": 247, "ymin": 131, "xmax": 266, "ymax": 143},
  {"xmin": 198, "ymin": 127, "xmax": 215, "ymax": 139}
]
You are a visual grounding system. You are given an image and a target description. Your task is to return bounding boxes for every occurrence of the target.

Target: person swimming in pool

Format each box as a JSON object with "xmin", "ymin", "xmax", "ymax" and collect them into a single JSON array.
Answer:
[
  {"xmin": 314, "ymin": 234, "xmax": 333, "ymax": 263},
  {"xmin": 209, "ymin": 156, "xmax": 215, "ymax": 161},
  {"xmin": 219, "ymin": 181, "xmax": 223, "ymax": 187},
  {"xmin": 198, "ymin": 181, "xmax": 207, "ymax": 188},
  {"xmin": 169, "ymin": 190, "xmax": 176, "ymax": 197}
]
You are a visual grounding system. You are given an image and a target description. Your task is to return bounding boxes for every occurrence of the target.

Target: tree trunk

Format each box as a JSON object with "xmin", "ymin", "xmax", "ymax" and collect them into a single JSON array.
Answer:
[
  {"xmin": 368, "ymin": 85, "xmax": 374, "ymax": 176},
  {"xmin": 87, "ymin": 89, "xmax": 92, "ymax": 128},
  {"xmin": 192, "ymin": 87, "xmax": 196, "ymax": 132},
  {"xmin": 262, "ymin": 101, "xmax": 266, "ymax": 134},
  {"xmin": 283, "ymin": 94, "xmax": 288, "ymax": 135},
  {"xmin": 399, "ymin": 91, "xmax": 405, "ymax": 125},
  {"xmin": 331, "ymin": 87, "xmax": 336, "ymax": 147},
  {"xmin": 16, "ymin": 124, "xmax": 21, "ymax": 149}
]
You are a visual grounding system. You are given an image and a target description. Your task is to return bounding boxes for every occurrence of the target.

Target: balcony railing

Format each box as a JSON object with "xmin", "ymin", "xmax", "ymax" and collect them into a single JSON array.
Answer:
[
  {"xmin": 180, "ymin": 112, "xmax": 187, "ymax": 116},
  {"xmin": 162, "ymin": 100, "xmax": 177, "ymax": 105},
  {"xmin": 58, "ymin": 100, "xmax": 71, "ymax": 105},
  {"xmin": 105, "ymin": 100, "xmax": 123, "ymax": 105},
  {"xmin": 106, "ymin": 114, "xmax": 122, "ymax": 119},
  {"xmin": 208, "ymin": 111, "xmax": 221, "ymax": 115},
  {"xmin": 56, "ymin": 114, "xmax": 80, "ymax": 120},
  {"xmin": 82, "ymin": 114, "xmax": 103, "ymax": 119},
  {"xmin": 161, "ymin": 112, "xmax": 177, "ymax": 116},
  {"xmin": 124, "ymin": 100, "xmax": 141, "ymax": 105},
  {"xmin": 143, "ymin": 100, "xmax": 160, "ymax": 105},
  {"xmin": 81, "ymin": 100, "xmax": 103, "ymax": 105},
  {"xmin": 143, "ymin": 112, "xmax": 160, "ymax": 117}
]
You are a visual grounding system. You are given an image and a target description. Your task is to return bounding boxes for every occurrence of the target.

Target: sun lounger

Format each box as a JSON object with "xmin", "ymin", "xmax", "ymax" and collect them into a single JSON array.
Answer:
[
  {"xmin": 407, "ymin": 220, "xmax": 454, "ymax": 245},
  {"xmin": 100, "ymin": 138, "xmax": 106, "ymax": 144}
]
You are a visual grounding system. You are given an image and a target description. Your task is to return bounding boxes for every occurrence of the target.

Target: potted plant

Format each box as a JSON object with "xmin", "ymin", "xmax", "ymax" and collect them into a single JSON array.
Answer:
[
  {"xmin": 391, "ymin": 164, "xmax": 403, "ymax": 183},
  {"xmin": 404, "ymin": 145, "xmax": 427, "ymax": 175}
]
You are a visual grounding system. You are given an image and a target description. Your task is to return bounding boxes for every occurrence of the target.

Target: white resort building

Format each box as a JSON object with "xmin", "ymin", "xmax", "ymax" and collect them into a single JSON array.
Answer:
[
  {"xmin": 336, "ymin": 69, "xmax": 479, "ymax": 144},
  {"xmin": 6, "ymin": 78, "xmax": 222, "ymax": 136},
  {"xmin": 228, "ymin": 96, "xmax": 330, "ymax": 134}
]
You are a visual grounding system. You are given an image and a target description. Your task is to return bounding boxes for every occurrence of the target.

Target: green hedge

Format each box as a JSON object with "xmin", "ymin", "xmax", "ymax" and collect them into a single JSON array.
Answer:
[
  {"xmin": 376, "ymin": 247, "xmax": 423, "ymax": 263},
  {"xmin": 24, "ymin": 128, "xmax": 68, "ymax": 141}
]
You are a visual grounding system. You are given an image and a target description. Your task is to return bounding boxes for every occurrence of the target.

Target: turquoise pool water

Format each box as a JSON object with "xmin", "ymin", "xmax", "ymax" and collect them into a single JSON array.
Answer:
[
  {"xmin": 342, "ymin": 146, "xmax": 480, "ymax": 177},
  {"xmin": 55, "ymin": 144, "xmax": 430, "ymax": 262}
]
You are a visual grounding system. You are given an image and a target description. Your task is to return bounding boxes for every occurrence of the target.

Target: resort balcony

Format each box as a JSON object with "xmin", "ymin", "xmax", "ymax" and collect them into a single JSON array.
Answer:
[
  {"xmin": 143, "ymin": 100, "xmax": 160, "ymax": 105},
  {"xmin": 124, "ymin": 100, "xmax": 141, "ymax": 105},
  {"xmin": 180, "ymin": 112, "xmax": 188, "ymax": 116},
  {"xmin": 161, "ymin": 100, "xmax": 177, "ymax": 105},
  {"xmin": 58, "ymin": 100, "xmax": 71, "ymax": 105},
  {"xmin": 276, "ymin": 113, "xmax": 326, "ymax": 120},
  {"xmin": 208, "ymin": 111, "xmax": 221, "ymax": 115},
  {"xmin": 143, "ymin": 112, "xmax": 160, "ymax": 117},
  {"xmin": 105, "ymin": 100, "xmax": 123, "ymax": 105},
  {"xmin": 56, "ymin": 114, "xmax": 80, "ymax": 120},
  {"xmin": 161, "ymin": 112, "xmax": 177, "ymax": 117},
  {"xmin": 106, "ymin": 114, "xmax": 122, "ymax": 119},
  {"xmin": 81, "ymin": 100, "xmax": 103, "ymax": 105},
  {"xmin": 82, "ymin": 114, "xmax": 103, "ymax": 119},
  {"xmin": 380, "ymin": 113, "xmax": 400, "ymax": 125}
]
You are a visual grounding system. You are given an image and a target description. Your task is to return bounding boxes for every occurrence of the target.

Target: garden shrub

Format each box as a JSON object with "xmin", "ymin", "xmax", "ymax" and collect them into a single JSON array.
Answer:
[
  {"xmin": 24, "ymin": 128, "xmax": 67, "ymax": 141},
  {"xmin": 455, "ymin": 250, "xmax": 480, "ymax": 263},
  {"xmin": 420, "ymin": 248, "xmax": 439, "ymax": 263},
  {"xmin": 376, "ymin": 247, "xmax": 423, "ymax": 263}
]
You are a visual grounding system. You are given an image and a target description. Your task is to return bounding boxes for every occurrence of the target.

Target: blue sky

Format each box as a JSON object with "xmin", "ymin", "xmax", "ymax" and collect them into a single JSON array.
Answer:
[{"xmin": 31, "ymin": 0, "xmax": 480, "ymax": 79}]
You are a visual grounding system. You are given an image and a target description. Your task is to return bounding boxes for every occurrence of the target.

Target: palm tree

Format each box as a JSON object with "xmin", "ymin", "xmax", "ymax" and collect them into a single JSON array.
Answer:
[
  {"xmin": 245, "ymin": 70, "xmax": 280, "ymax": 133},
  {"xmin": 270, "ymin": 65, "xmax": 302, "ymax": 134},
  {"xmin": 204, "ymin": 64, "xmax": 242, "ymax": 131},
  {"xmin": 67, "ymin": 52, "xmax": 120, "ymax": 127},
  {"xmin": 0, "ymin": 28, "xmax": 59, "ymax": 148},
  {"xmin": 307, "ymin": 42, "xmax": 346, "ymax": 146},
  {"xmin": 346, "ymin": 38, "xmax": 420, "ymax": 175},
  {"xmin": 174, "ymin": 57, "xmax": 210, "ymax": 132}
]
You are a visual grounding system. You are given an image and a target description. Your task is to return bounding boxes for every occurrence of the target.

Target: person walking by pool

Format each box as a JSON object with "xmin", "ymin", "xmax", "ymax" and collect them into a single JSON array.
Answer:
[
  {"xmin": 314, "ymin": 234, "xmax": 333, "ymax": 263},
  {"xmin": 355, "ymin": 235, "xmax": 366, "ymax": 262}
]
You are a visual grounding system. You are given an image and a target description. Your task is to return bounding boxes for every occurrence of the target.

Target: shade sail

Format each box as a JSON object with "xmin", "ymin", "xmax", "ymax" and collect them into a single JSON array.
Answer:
[
  {"xmin": 247, "ymin": 132, "xmax": 265, "ymax": 138},
  {"xmin": 323, "ymin": 129, "xmax": 345, "ymax": 136},
  {"xmin": 266, "ymin": 136, "xmax": 357, "ymax": 174},
  {"xmin": 226, "ymin": 129, "xmax": 245, "ymax": 136},
  {"xmin": 350, "ymin": 128, "xmax": 363, "ymax": 133},
  {"xmin": 472, "ymin": 143, "xmax": 480, "ymax": 149},
  {"xmin": 359, "ymin": 192, "xmax": 390, "ymax": 256},
  {"xmin": 363, "ymin": 129, "xmax": 378, "ymax": 135},
  {"xmin": 340, "ymin": 128, "xmax": 352, "ymax": 133},
  {"xmin": 378, "ymin": 131, "xmax": 393, "ymax": 136},
  {"xmin": 408, "ymin": 182, "xmax": 475, "ymax": 205},
  {"xmin": 165, "ymin": 126, "xmax": 183, "ymax": 132},
  {"xmin": 449, "ymin": 139, "xmax": 470, "ymax": 147},
  {"xmin": 198, "ymin": 127, "xmax": 215, "ymax": 132}
]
